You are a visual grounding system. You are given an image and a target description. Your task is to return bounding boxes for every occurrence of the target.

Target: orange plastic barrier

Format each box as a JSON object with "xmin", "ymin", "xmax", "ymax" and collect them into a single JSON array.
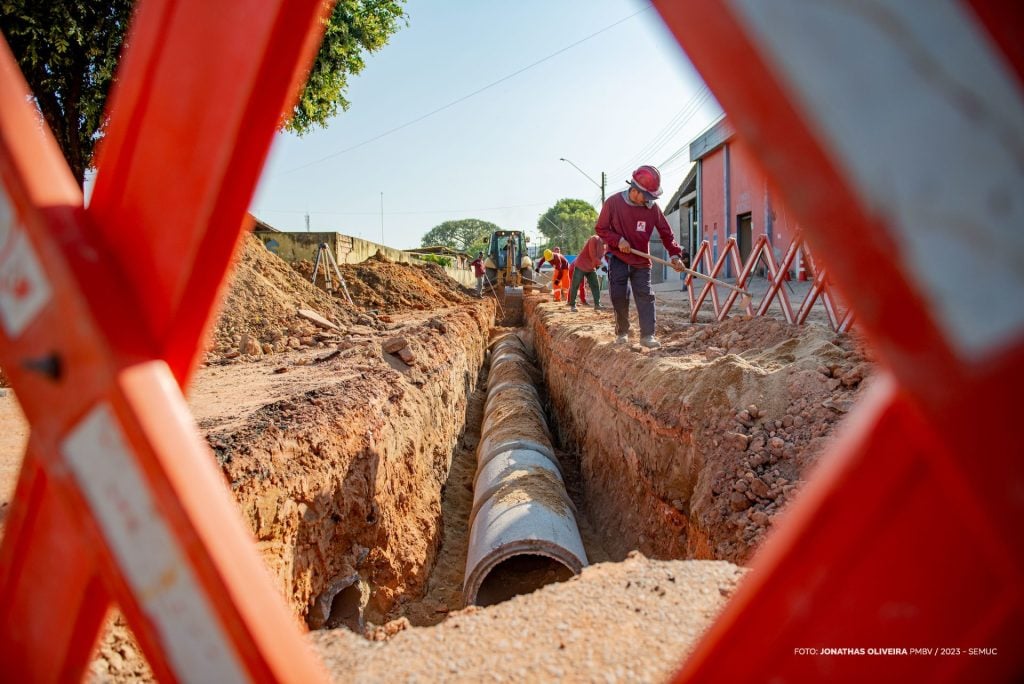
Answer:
[
  {"xmin": 0, "ymin": 1, "xmax": 333, "ymax": 681},
  {"xmin": 686, "ymin": 233, "xmax": 854, "ymax": 332},
  {"xmin": 656, "ymin": 0, "xmax": 1024, "ymax": 681}
]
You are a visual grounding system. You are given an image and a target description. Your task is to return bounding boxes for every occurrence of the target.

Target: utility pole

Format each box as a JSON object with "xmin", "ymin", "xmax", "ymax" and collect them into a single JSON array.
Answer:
[
  {"xmin": 305, "ymin": 212, "xmax": 310, "ymax": 232},
  {"xmin": 560, "ymin": 157, "xmax": 606, "ymax": 208}
]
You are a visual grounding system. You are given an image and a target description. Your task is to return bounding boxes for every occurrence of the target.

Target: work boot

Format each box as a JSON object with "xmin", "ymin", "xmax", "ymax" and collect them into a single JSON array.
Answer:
[
  {"xmin": 593, "ymin": 303, "xmax": 601, "ymax": 310},
  {"xmin": 640, "ymin": 335, "xmax": 661, "ymax": 349},
  {"xmin": 569, "ymin": 305, "xmax": 578, "ymax": 312},
  {"xmin": 615, "ymin": 333, "xmax": 628, "ymax": 344}
]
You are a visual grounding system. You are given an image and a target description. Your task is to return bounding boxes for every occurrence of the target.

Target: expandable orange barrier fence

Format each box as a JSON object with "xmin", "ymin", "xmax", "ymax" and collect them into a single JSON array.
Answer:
[
  {"xmin": 656, "ymin": 0, "xmax": 1024, "ymax": 680},
  {"xmin": 0, "ymin": 1, "xmax": 334, "ymax": 681},
  {"xmin": 686, "ymin": 232, "xmax": 855, "ymax": 332},
  {"xmin": 1, "ymin": 0, "xmax": 1021, "ymax": 681}
]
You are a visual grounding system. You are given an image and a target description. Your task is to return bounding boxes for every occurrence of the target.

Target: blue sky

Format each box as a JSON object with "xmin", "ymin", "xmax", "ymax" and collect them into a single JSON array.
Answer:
[{"xmin": 249, "ymin": 0, "xmax": 722, "ymax": 249}]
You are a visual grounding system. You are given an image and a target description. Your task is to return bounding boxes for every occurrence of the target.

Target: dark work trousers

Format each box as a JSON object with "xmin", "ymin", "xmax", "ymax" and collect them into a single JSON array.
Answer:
[
  {"xmin": 568, "ymin": 268, "xmax": 601, "ymax": 308},
  {"xmin": 608, "ymin": 254, "xmax": 656, "ymax": 337}
]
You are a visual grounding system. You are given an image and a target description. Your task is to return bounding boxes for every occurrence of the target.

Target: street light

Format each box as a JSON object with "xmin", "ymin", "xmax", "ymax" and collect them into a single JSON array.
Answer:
[{"xmin": 559, "ymin": 157, "xmax": 606, "ymax": 204}]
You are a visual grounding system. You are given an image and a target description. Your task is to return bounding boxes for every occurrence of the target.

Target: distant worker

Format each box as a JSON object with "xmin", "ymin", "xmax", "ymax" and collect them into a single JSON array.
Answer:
[
  {"xmin": 543, "ymin": 248, "xmax": 570, "ymax": 302},
  {"xmin": 567, "ymin": 262, "xmax": 588, "ymax": 309},
  {"xmin": 567, "ymin": 234, "xmax": 606, "ymax": 312},
  {"xmin": 595, "ymin": 165, "xmax": 685, "ymax": 348},
  {"xmin": 471, "ymin": 251, "xmax": 486, "ymax": 297}
]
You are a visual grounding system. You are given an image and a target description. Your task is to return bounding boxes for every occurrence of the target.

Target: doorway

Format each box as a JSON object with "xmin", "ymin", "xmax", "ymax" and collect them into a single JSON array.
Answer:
[{"xmin": 736, "ymin": 212, "xmax": 753, "ymax": 265}]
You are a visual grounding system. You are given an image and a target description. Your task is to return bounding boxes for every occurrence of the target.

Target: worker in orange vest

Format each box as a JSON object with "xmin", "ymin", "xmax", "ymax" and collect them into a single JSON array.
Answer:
[{"xmin": 542, "ymin": 248, "xmax": 570, "ymax": 302}]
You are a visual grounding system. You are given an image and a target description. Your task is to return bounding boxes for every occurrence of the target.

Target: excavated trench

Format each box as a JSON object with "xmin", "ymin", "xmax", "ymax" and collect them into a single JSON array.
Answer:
[
  {"xmin": 74, "ymin": 276, "xmax": 870, "ymax": 678},
  {"xmin": 214, "ymin": 290, "xmax": 866, "ymax": 638}
]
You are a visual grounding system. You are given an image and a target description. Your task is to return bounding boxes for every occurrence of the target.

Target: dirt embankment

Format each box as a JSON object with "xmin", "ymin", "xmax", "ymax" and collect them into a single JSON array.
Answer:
[
  {"xmin": 198, "ymin": 239, "xmax": 497, "ymax": 620},
  {"xmin": 293, "ymin": 252, "xmax": 476, "ymax": 314},
  {"xmin": 526, "ymin": 296, "xmax": 873, "ymax": 563},
  {"xmin": 80, "ymin": 236, "xmax": 497, "ymax": 680},
  {"xmin": 203, "ymin": 305, "xmax": 490, "ymax": 622}
]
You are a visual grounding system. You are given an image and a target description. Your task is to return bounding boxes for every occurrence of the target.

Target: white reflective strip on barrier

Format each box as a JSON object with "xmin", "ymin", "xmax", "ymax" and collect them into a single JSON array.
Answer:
[
  {"xmin": 731, "ymin": 0, "xmax": 1024, "ymax": 360},
  {"xmin": 62, "ymin": 404, "xmax": 246, "ymax": 684},
  {"xmin": 0, "ymin": 188, "xmax": 52, "ymax": 337}
]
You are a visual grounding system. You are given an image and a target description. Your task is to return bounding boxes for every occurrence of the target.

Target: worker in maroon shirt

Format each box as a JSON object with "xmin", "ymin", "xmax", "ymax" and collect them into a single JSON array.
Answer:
[
  {"xmin": 595, "ymin": 165, "xmax": 685, "ymax": 348},
  {"xmin": 470, "ymin": 251, "xmax": 486, "ymax": 297},
  {"xmin": 567, "ymin": 234, "xmax": 606, "ymax": 311}
]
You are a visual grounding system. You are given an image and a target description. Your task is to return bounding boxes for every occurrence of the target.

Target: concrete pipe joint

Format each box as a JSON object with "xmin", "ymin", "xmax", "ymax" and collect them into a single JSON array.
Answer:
[{"xmin": 463, "ymin": 335, "xmax": 588, "ymax": 607}]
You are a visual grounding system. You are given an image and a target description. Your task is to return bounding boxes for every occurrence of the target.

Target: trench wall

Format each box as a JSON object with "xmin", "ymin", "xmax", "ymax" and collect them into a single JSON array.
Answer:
[
  {"xmin": 526, "ymin": 299, "xmax": 696, "ymax": 559},
  {"xmin": 523, "ymin": 295, "xmax": 855, "ymax": 563},
  {"xmin": 221, "ymin": 301, "xmax": 494, "ymax": 623}
]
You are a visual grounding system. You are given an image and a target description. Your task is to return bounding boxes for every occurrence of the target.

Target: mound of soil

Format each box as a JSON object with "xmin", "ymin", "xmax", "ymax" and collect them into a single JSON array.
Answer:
[
  {"xmin": 529, "ymin": 300, "xmax": 875, "ymax": 565},
  {"xmin": 294, "ymin": 252, "xmax": 474, "ymax": 313},
  {"xmin": 209, "ymin": 236, "xmax": 355, "ymax": 357}
]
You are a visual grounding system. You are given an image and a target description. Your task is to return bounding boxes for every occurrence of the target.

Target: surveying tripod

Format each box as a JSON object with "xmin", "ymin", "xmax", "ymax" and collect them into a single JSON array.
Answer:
[{"xmin": 311, "ymin": 242, "xmax": 354, "ymax": 305}]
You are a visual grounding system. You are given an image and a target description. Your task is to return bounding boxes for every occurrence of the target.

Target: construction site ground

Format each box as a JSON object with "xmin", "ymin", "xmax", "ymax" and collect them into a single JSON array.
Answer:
[{"xmin": 0, "ymin": 238, "xmax": 874, "ymax": 682}]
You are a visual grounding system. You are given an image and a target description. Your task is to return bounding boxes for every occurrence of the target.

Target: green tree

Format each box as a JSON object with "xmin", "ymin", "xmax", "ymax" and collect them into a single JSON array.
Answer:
[
  {"xmin": 420, "ymin": 218, "xmax": 499, "ymax": 257},
  {"xmin": 0, "ymin": 0, "xmax": 407, "ymax": 185},
  {"xmin": 536, "ymin": 198, "xmax": 598, "ymax": 254}
]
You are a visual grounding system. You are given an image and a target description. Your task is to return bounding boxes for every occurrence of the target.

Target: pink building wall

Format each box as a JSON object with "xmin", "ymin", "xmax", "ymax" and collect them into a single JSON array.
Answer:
[{"xmin": 693, "ymin": 121, "xmax": 802, "ymax": 278}]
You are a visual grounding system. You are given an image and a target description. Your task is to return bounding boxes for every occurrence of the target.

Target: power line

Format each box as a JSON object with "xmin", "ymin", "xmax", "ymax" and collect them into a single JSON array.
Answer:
[
  {"xmin": 255, "ymin": 201, "xmax": 549, "ymax": 217},
  {"xmin": 608, "ymin": 86, "xmax": 716, "ymax": 182},
  {"xmin": 277, "ymin": 6, "xmax": 653, "ymax": 176}
]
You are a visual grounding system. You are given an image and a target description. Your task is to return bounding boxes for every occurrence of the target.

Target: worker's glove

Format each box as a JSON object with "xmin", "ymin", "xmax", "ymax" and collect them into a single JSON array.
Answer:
[
  {"xmin": 670, "ymin": 255, "xmax": 685, "ymax": 272},
  {"xmin": 618, "ymin": 238, "xmax": 631, "ymax": 254}
]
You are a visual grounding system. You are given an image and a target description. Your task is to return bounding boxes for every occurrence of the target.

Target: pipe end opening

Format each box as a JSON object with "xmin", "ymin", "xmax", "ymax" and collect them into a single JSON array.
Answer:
[{"xmin": 474, "ymin": 554, "xmax": 575, "ymax": 607}]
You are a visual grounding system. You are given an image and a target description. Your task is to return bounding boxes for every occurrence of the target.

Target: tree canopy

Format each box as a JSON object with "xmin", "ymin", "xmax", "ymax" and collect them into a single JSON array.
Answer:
[
  {"xmin": 536, "ymin": 198, "xmax": 599, "ymax": 254},
  {"xmin": 0, "ymin": 0, "xmax": 407, "ymax": 184},
  {"xmin": 420, "ymin": 218, "xmax": 500, "ymax": 257}
]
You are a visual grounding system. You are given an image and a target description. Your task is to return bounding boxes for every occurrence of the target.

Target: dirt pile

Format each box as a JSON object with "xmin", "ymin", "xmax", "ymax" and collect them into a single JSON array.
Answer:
[
  {"xmin": 294, "ymin": 252, "xmax": 474, "ymax": 313},
  {"xmin": 311, "ymin": 553, "xmax": 743, "ymax": 682},
  {"xmin": 528, "ymin": 299, "xmax": 873, "ymax": 564},
  {"xmin": 209, "ymin": 236, "xmax": 355, "ymax": 358}
]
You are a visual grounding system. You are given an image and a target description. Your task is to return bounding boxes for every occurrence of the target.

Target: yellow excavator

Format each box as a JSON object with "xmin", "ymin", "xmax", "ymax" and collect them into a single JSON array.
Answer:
[{"xmin": 483, "ymin": 230, "xmax": 533, "ymax": 325}]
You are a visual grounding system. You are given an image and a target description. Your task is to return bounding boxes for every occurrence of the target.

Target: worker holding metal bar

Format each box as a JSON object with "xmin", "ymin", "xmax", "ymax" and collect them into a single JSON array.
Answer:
[{"xmin": 595, "ymin": 165, "xmax": 685, "ymax": 348}]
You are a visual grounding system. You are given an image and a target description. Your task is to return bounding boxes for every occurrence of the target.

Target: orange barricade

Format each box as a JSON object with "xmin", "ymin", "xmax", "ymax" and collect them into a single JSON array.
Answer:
[
  {"xmin": 656, "ymin": 0, "xmax": 1024, "ymax": 681},
  {"xmin": 686, "ymin": 232, "xmax": 854, "ymax": 332},
  {"xmin": 0, "ymin": 1, "xmax": 334, "ymax": 681}
]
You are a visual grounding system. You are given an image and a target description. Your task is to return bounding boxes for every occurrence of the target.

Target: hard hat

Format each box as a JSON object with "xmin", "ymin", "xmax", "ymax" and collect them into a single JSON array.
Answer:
[
  {"xmin": 629, "ymin": 165, "xmax": 663, "ymax": 199},
  {"xmin": 544, "ymin": 249, "xmax": 553, "ymax": 261}
]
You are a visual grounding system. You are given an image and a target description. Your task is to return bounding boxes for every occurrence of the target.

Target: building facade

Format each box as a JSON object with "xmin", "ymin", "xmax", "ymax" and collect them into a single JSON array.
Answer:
[{"xmin": 687, "ymin": 118, "xmax": 803, "ymax": 279}]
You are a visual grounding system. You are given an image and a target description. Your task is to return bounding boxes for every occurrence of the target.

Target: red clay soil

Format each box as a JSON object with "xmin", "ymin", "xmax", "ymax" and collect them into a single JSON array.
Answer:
[
  {"xmin": 293, "ymin": 252, "xmax": 476, "ymax": 314},
  {"xmin": 526, "ymin": 295, "xmax": 874, "ymax": 564},
  {"xmin": 208, "ymin": 236, "xmax": 355, "ymax": 358},
  {"xmin": 0, "ymin": 235, "xmax": 877, "ymax": 681}
]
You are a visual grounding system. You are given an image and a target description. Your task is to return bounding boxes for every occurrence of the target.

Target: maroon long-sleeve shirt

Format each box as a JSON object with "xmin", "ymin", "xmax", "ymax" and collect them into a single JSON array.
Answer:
[
  {"xmin": 595, "ymin": 191, "xmax": 683, "ymax": 267},
  {"xmin": 573, "ymin": 234, "xmax": 607, "ymax": 272}
]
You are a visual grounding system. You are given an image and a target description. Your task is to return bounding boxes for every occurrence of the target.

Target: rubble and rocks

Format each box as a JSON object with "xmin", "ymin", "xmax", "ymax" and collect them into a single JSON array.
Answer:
[{"xmin": 209, "ymin": 236, "xmax": 351, "ymax": 361}]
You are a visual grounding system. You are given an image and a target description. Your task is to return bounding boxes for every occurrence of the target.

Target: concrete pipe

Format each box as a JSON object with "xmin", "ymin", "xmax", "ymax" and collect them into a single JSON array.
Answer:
[
  {"xmin": 469, "ymin": 445, "xmax": 566, "ymax": 527},
  {"xmin": 464, "ymin": 335, "xmax": 588, "ymax": 606}
]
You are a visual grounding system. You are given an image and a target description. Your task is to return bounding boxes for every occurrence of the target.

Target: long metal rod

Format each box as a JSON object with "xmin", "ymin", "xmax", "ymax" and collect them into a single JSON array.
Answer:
[{"xmin": 628, "ymin": 248, "xmax": 752, "ymax": 296}]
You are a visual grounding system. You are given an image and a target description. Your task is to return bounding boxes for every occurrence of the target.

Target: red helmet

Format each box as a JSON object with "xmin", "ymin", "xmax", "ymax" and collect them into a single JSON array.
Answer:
[{"xmin": 630, "ymin": 165, "xmax": 663, "ymax": 198}]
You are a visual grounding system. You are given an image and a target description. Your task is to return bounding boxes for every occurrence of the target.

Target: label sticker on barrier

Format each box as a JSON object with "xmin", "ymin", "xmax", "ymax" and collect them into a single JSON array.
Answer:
[
  {"xmin": 0, "ymin": 190, "xmax": 50, "ymax": 337},
  {"xmin": 63, "ymin": 403, "xmax": 248, "ymax": 683}
]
